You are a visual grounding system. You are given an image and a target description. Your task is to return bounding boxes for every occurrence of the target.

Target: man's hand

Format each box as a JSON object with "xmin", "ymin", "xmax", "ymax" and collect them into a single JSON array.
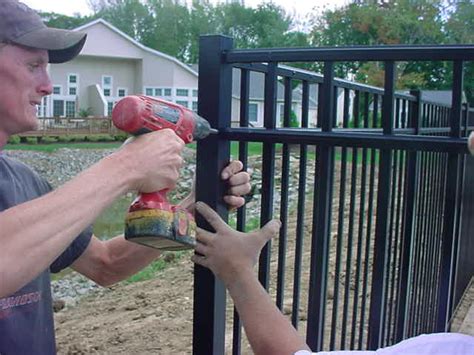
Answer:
[
  {"xmin": 191, "ymin": 202, "xmax": 280, "ymax": 285},
  {"xmin": 114, "ymin": 129, "xmax": 185, "ymax": 193},
  {"xmin": 221, "ymin": 160, "xmax": 251, "ymax": 209},
  {"xmin": 180, "ymin": 160, "xmax": 251, "ymax": 211}
]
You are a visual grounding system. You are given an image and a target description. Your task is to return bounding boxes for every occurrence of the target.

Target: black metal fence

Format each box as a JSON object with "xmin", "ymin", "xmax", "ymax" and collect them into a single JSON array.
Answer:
[{"xmin": 194, "ymin": 35, "xmax": 474, "ymax": 354}]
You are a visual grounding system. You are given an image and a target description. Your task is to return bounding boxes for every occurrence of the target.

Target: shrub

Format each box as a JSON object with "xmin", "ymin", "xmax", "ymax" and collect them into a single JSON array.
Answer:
[
  {"xmin": 25, "ymin": 137, "xmax": 38, "ymax": 144},
  {"xmin": 57, "ymin": 135, "xmax": 72, "ymax": 143},
  {"xmin": 40, "ymin": 136, "xmax": 57, "ymax": 144},
  {"xmin": 68, "ymin": 134, "xmax": 87, "ymax": 142},
  {"xmin": 7, "ymin": 135, "xmax": 20, "ymax": 144},
  {"xmin": 86, "ymin": 134, "xmax": 115, "ymax": 142},
  {"xmin": 114, "ymin": 132, "xmax": 129, "ymax": 141},
  {"xmin": 78, "ymin": 107, "xmax": 93, "ymax": 118}
]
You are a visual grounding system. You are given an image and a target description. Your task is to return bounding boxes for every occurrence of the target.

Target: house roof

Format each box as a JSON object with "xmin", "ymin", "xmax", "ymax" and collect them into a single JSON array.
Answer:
[
  {"xmin": 74, "ymin": 19, "xmax": 198, "ymax": 77},
  {"xmin": 190, "ymin": 63, "xmax": 317, "ymax": 106},
  {"xmin": 420, "ymin": 90, "xmax": 466, "ymax": 107}
]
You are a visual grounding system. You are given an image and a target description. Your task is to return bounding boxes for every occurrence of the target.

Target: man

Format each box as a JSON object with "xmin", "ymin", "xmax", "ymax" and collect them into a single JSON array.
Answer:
[
  {"xmin": 0, "ymin": 1, "xmax": 250, "ymax": 353},
  {"xmin": 192, "ymin": 202, "xmax": 474, "ymax": 355}
]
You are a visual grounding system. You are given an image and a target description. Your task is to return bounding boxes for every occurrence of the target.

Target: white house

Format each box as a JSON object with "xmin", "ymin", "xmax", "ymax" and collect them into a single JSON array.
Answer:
[
  {"xmin": 40, "ymin": 19, "xmax": 325, "ymax": 128},
  {"xmin": 41, "ymin": 19, "xmax": 199, "ymax": 119}
]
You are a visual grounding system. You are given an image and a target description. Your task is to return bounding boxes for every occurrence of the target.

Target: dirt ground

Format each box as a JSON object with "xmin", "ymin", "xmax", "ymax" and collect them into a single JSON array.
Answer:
[{"xmin": 55, "ymin": 254, "xmax": 196, "ymax": 354}]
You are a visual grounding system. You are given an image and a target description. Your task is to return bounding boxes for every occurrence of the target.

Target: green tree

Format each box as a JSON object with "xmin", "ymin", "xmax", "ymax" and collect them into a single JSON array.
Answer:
[
  {"xmin": 445, "ymin": 0, "xmax": 474, "ymax": 104},
  {"xmin": 88, "ymin": 0, "xmax": 153, "ymax": 43},
  {"xmin": 39, "ymin": 12, "xmax": 92, "ymax": 29}
]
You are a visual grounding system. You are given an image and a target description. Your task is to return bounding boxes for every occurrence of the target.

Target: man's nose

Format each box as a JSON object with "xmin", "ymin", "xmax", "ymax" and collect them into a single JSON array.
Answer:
[{"xmin": 38, "ymin": 72, "xmax": 53, "ymax": 96}]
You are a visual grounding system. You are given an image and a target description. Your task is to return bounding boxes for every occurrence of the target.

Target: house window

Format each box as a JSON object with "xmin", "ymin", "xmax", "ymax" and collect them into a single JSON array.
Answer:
[
  {"xmin": 154, "ymin": 88, "xmax": 162, "ymax": 96},
  {"xmin": 53, "ymin": 100, "xmax": 64, "ymax": 117},
  {"xmin": 164, "ymin": 88, "xmax": 172, "ymax": 96},
  {"xmin": 102, "ymin": 76, "xmax": 112, "ymax": 87},
  {"xmin": 145, "ymin": 88, "xmax": 153, "ymax": 96},
  {"xmin": 176, "ymin": 100, "xmax": 188, "ymax": 108},
  {"xmin": 67, "ymin": 74, "xmax": 78, "ymax": 98},
  {"xmin": 65, "ymin": 101, "xmax": 76, "ymax": 117},
  {"xmin": 107, "ymin": 102, "xmax": 115, "ymax": 116},
  {"xmin": 176, "ymin": 89, "xmax": 189, "ymax": 97},
  {"xmin": 192, "ymin": 89, "xmax": 198, "ymax": 97},
  {"xmin": 118, "ymin": 88, "xmax": 127, "ymax": 97},
  {"xmin": 192, "ymin": 101, "xmax": 198, "ymax": 112},
  {"xmin": 249, "ymin": 103, "xmax": 258, "ymax": 123},
  {"xmin": 104, "ymin": 88, "xmax": 111, "ymax": 97},
  {"xmin": 53, "ymin": 86, "xmax": 61, "ymax": 95},
  {"xmin": 38, "ymin": 96, "xmax": 47, "ymax": 117}
]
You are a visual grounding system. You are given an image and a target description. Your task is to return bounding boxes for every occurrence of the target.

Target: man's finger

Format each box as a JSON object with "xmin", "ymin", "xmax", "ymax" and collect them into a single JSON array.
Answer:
[
  {"xmin": 195, "ymin": 202, "xmax": 230, "ymax": 232},
  {"xmin": 194, "ymin": 241, "xmax": 209, "ymax": 256},
  {"xmin": 227, "ymin": 171, "xmax": 250, "ymax": 187},
  {"xmin": 191, "ymin": 254, "xmax": 209, "ymax": 269},
  {"xmin": 223, "ymin": 195, "xmax": 245, "ymax": 210},
  {"xmin": 257, "ymin": 219, "xmax": 281, "ymax": 243},
  {"xmin": 221, "ymin": 160, "xmax": 244, "ymax": 180},
  {"xmin": 196, "ymin": 226, "xmax": 214, "ymax": 244},
  {"xmin": 227, "ymin": 183, "xmax": 252, "ymax": 197}
]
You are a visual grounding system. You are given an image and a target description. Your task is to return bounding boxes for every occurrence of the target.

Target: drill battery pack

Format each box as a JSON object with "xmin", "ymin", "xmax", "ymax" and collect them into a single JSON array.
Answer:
[{"xmin": 124, "ymin": 208, "xmax": 196, "ymax": 251}]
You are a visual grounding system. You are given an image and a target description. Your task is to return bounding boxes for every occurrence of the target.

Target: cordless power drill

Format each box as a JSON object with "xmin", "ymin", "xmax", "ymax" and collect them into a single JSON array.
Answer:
[{"xmin": 111, "ymin": 95, "xmax": 216, "ymax": 251}]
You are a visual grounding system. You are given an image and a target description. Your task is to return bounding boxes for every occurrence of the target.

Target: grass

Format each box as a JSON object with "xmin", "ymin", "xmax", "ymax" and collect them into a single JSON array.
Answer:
[{"xmin": 125, "ymin": 251, "xmax": 190, "ymax": 283}]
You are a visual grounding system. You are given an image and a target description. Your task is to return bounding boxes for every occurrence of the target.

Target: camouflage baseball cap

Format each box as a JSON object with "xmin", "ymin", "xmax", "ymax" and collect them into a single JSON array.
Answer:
[{"xmin": 0, "ymin": 0, "xmax": 87, "ymax": 63}]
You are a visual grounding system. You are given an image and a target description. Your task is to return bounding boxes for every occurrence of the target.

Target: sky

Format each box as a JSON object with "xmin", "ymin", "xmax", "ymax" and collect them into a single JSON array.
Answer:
[{"xmin": 21, "ymin": 0, "xmax": 349, "ymax": 18}]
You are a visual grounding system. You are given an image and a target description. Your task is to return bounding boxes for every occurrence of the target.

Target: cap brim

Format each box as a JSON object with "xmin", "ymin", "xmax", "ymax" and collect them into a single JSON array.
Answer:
[{"xmin": 13, "ymin": 27, "xmax": 87, "ymax": 63}]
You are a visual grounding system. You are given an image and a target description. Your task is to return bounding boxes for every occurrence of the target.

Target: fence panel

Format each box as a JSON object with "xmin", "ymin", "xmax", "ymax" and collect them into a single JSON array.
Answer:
[{"xmin": 194, "ymin": 36, "xmax": 473, "ymax": 354}]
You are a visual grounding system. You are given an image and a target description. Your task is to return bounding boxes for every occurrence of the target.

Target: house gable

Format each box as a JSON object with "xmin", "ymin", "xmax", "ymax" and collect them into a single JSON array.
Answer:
[{"xmin": 74, "ymin": 21, "xmax": 143, "ymax": 59}]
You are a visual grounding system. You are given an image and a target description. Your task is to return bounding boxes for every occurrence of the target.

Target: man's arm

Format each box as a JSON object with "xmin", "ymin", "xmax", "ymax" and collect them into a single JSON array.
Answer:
[
  {"xmin": 0, "ymin": 129, "xmax": 183, "ymax": 298},
  {"xmin": 192, "ymin": 202, "xmax": 310, "ymax": 355},
  {"xmin": 71, "ymin": 235, "xmax": 161, "ymax": 286},
  {"xmin": 72, "ymin": 160, "xmax": 251, "ymax": 286}
]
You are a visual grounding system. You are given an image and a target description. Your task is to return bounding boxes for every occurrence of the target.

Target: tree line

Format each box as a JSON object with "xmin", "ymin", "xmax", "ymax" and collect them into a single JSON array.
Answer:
[{"xmin": 39, "ymin": 0, "xmax": 473, "ymax": 103}]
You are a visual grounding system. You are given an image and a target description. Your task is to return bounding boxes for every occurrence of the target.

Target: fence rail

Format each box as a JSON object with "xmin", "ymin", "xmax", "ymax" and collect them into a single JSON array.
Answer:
[{"xmin": 194, "ymin": 36, "xmax": 474, "ymax": 354}]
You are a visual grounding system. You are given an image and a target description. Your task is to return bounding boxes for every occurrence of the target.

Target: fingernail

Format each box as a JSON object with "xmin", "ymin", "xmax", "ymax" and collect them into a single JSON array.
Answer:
[{"xmin": 222, "ymin": 172, "xmax": 229, "ymax": 179}]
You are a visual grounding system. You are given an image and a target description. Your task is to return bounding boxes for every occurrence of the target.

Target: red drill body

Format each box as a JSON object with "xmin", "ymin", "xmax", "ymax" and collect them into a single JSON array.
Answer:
[{"xmin": 111, "ymin": 95, "xmax": 214, "ymax": 250}]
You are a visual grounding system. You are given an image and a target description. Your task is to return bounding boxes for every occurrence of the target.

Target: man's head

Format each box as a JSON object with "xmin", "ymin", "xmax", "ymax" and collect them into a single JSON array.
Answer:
[
  {"xmin": 0, "ymin": 1, "xmax": 87, "ymax": 144},
  {"xmin": 0, "ymin": 0, "xmax": 86, "ymax": 63}
]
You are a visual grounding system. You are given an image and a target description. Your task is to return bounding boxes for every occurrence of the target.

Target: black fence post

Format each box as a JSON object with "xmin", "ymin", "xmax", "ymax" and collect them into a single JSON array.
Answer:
[
  {"xmin": 307, "ymin": 61, "xmax": 336, "ymax": 351},
  {"xmin": 258, "ymin": 62, "xmax": 278, "ymax": 289},
  {"xmin": 193, "ymin": 35, "xmax": 233, "ymax": 355},
  {"xmin": 436, "ymin": 60, "xmax": 464, "ymax": 331},
  {"xmin": 368, "ymin": 61, "xmax": 395, "ymax": 349},
  {"xmin": 395, "ymin": 90, "xmax": 421, "ymax": 342}
]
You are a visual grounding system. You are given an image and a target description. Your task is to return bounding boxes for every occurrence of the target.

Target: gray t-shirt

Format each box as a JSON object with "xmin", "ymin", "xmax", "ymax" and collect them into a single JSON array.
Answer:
[{"xmin": 0, "ymin": 154, "xmax": 92, "ymax": 354}]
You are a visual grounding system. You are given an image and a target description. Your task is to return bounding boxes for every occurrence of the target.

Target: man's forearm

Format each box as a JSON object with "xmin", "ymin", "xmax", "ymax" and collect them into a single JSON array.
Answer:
[
  {"xmin": 72, "ymin": 235, "xmax": 162, "ymax": 286},
  {"xmin": 0, "ymin": 153, "xmax": 135, "ymax": 297}
]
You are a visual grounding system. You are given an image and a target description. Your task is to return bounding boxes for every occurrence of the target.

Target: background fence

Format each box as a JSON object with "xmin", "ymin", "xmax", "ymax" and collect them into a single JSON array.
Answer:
[{"xmin": 193, "ymin": 35, "xmax": 474, "ymax": 354}]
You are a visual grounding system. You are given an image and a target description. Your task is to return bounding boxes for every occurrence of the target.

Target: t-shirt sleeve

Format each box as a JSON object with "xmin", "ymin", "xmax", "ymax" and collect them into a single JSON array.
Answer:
[{"xmin": 50, "ymin": 225, "xmax": 93, "ymax": 273}]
